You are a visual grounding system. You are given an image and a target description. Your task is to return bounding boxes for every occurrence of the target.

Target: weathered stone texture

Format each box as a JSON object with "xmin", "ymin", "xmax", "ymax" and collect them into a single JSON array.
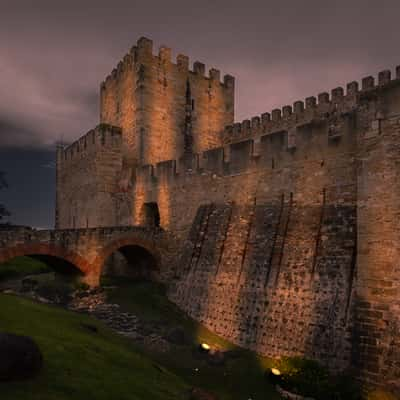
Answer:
[
  {"xmin": 0, "ymin": 226, "xmax": 177, "ymax": 286},
  {"xmin": 56, "ymin": 124, "xmax": 124, "ymax": 229},
  {"xmin": 26, "ymin": 37, "xmax": 400, "ymax": 394},
  {"xmin": 100, "ymin": 37, "xmax": 234, "ymax": 167}
]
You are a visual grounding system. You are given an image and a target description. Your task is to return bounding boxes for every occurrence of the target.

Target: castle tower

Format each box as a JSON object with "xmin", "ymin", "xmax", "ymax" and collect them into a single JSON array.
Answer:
[{"xmin": 100, "ymin": 37, "xmax": 235, "ymax": 168}]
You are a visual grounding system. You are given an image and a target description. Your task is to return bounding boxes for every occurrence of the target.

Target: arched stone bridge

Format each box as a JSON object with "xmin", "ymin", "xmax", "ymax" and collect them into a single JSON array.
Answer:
[{"xmin": 0, "ymin": 226, "xmax": 178, "ymax": 285}]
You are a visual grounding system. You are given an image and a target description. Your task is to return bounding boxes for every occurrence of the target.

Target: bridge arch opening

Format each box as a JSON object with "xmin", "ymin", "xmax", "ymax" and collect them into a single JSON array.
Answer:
[
  {"xmin": 0, "ymin": 254, "xmax": 85, "ymax": 296},
  {"xmin": 0, "ymin": 254, "xmax": 83, "ymax": 277},
  {"xmin": 102, "ymin": 244, "xmax": 159, "ymax": 281},
  {"xmin": 0, "ymin": 244, "xmax": 92, "ymax": 284},
  {"xmin": 27, "ymin": 255, "xmax": 83, "ymax": 276}
]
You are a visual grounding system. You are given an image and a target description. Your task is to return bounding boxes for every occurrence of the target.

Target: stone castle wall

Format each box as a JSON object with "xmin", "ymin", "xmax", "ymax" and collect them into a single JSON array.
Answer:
[
  {"xmin": 55, "ymin": 37, "xmax": 400, "ymax": 394},
  {"xmin": 56, "ymin": 124, "xmax": 124, "ymax": 229},
  {"xmin": 135, "ymin": 90, "xmax": 358, "ymax": 371},
  {"xmin": 131, "ymin": 69, "xmax": 400, "ymax": 391},
  {"xmin": 100, "ymin": 37, "xmax": 234, "ymax": 166}
]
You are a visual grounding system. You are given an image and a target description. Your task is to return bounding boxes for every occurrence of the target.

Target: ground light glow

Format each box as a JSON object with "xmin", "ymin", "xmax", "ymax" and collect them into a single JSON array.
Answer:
[
  {"xmin": 271, "ymin": 368, "xmax": 281, "ymax": 376},
  {"xmin": 201, "ymin": 343, "xmax": 211, "ymax": 351}
]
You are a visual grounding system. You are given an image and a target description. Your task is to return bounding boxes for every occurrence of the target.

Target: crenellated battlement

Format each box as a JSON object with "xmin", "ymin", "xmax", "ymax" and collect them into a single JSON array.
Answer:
[
  {"xmin": 222, "ymin": 65, "xmax": 400, "ymax": 144},
  {"xmin": 134, "ymin": 108, "xmax": 357, "ymax": 186},
  {"xmin": 100, "ymin": 36, "xmax": 235, "ymax": 91},
  {"xmin": 99, "ymin": 36, "xmax": 235, "ymax": 165},
  {"xmin": 58, "ymin": 124, "xmax": 122, "ymax": 166}
]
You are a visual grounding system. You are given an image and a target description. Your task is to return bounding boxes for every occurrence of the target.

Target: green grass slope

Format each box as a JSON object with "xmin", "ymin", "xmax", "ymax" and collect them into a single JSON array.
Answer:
[
  {"xmin": 0, "ymin": 293, "xmax": 187, "ymax": 400},
  {"xmin": 0, "ymin": 257, "xmax": 51, "ymax": 281},
  {"xmin": 105, "ymin": 279, "xmax": 281, "ymax": 400}
]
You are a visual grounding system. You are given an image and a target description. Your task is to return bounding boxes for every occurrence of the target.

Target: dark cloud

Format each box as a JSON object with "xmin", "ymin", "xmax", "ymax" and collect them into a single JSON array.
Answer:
[
  {"xmin": 1, "ymin": 0, "xmax": 400, "ymax": 136},
  {"xmin": 0, "ymin": 147, "xmax": 55, "ymax": 228},
  {"xmin": 0, "ymin": 118, "xmax": 42, "ymax": 147},
  {"xmin": 1, "ymin": 0, "xmax": 400, "ymax": 226}
]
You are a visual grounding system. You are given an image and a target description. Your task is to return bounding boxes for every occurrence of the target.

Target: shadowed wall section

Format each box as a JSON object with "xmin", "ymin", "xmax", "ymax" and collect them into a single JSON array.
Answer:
[{"xmin": 169, "ymin": 200, "xmax": 357, "ymax": 370}]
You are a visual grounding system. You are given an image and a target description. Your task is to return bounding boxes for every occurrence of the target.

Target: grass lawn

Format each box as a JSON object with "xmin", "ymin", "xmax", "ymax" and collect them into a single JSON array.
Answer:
[
  {"xmin": 0, "ymin": 293, "xmax": 187, "ymax": 400},
  {"xmin": 0, "ymin": 256, "xmax": 51, "ymax": 281},
  {"xmin": 105, "ymin": 278, "xmax": 282, "ymax": 400},
  {"xmin": 0, "ymin": 259, "xmax": 281, "ymax": 400}
]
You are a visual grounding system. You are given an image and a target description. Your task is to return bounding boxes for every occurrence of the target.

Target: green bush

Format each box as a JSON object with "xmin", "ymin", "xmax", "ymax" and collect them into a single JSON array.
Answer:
[
  {"xmin": 271, "ymin": 357, "xmax": 361, "ymax": 400},
  {"xmin": 275, "ymin": 357, "xmax": 330, "ymax": 398}
]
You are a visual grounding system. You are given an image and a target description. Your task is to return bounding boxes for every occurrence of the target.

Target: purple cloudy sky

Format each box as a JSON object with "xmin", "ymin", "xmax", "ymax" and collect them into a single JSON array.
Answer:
[{"xmin": 1, "ymin": 0, "xmax": 400, "ymax": 227}]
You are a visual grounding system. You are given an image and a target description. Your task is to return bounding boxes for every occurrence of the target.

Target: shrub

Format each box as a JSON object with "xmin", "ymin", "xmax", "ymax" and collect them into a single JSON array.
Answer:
[
  {"xmin": 275, "ymin": 357, "xmax": 330, "ymax": 398},
  {"xmin": 269, "ymin": 357, "xmax": 362, "ymax": 400}
]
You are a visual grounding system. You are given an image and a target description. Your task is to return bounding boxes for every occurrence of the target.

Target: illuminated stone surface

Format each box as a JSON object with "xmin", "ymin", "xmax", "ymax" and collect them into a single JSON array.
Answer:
[{"xmin": 3, "ymin": 37, "xmax": 400, "ymax": 393}]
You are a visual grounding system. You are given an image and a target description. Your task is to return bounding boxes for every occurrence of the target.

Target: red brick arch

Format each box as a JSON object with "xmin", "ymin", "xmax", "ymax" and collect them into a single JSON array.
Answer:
[
  {"xmin": 92, "ymin": 235, "xmax": 163, "ymax": 274},
  {"xmin": 0, "ymin": 243, "xmax": 93, "ymax": 276}
]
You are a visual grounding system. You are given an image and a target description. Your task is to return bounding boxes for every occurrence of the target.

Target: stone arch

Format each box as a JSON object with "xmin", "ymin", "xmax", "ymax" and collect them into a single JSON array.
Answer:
[
  {"xmin": 0, "ymin": 243, "xmax": 93, "ymax": 277},
  {"xmin": 95, "ymin": 235, "xmax": 163, "ymax": 280}
]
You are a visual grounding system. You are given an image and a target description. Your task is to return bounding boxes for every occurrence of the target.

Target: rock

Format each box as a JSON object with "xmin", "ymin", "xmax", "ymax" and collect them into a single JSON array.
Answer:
[
  {"xmin": 188, "ymin": 387, "xmax": 218, "ymax": 400},
  {"xmin": 143, "ymin": 334, "xmax": 171, "ymax": 353},
  {"xmin": 2, "ymin": 289, "xmax": 16, "ymax": 295},
  {"xmin": 207, "ymin": 350, "xmax": 226, "ymax": 366},
  {"xmin": 21, "ymin": 278, "xmax": 38, "ymax": 292},
  {"xmin": 36, "ymin": 282, "xmax": 72, "ymax": 305},
  {"xmin": 74, "ymin": 290, "xmax": 90, "ymax": 299},
  {"xmin": 88, "ymin": 287, "xmax": 103, "ymax": 295},
  {"xmin": 80, "ymin": 323, "xmax": 98, "ymax": 333},
  {"xmin": 166, "ymin": 327, "xmax": 186, "ymax": 345},
  {"xmin": 0, "ymin": 333, "xmax": 43, "ymax": 381}
]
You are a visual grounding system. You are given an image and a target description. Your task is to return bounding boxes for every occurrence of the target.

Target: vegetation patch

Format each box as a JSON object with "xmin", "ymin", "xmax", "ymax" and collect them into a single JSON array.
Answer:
[
  {"xmin": 103, "ymin": 277, "xmax": 282, "ymax": 400},
  {"xmin": 268, "ymin": 356, "xmax": 362, "ymax": 400},
  {"xmin": 0, "ymin": 293, "xmax": 187, "ymax": 400},
  {"xmin": 0, "ymin": 257, "xmax": 51, "ymax": 281}
]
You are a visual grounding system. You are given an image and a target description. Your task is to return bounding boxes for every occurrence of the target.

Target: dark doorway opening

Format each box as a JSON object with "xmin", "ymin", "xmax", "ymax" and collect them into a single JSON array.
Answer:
[{"xmin": 143, "ymin": 202, "xmax": 160, "ymax": 228}]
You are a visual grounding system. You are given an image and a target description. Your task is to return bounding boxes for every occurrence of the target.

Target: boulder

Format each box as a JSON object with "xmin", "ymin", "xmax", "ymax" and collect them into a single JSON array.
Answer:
[
  {"xmin": 207, "ymin": 350, "xmax": 226, "ymax": 366},
  {"xmin": 166, "ymin": 327, "xmax": 186, "ymax": 345},
  {"xmin": 0, "ymin": 333, "xmax": 43, "ymax": 381},
  {"xmin": 36, "ymin": 281, "xmax": 72, "ymax": 305},
  {"xmin": 21, "ymin": 278, "xmax": 38, "ymax": 292},
  {"xmin": 188, "ymin": 387, "xmax": 218, "ymax": 400}
]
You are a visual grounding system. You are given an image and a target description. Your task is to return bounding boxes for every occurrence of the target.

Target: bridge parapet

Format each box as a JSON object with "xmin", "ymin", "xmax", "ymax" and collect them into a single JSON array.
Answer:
[{"xmin": 0, "ymin": 226, "xmax": 179, "ymax": 286}]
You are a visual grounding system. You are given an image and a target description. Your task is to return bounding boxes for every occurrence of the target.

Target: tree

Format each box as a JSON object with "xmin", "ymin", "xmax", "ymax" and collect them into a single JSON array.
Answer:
[{"xmin": 0, "ymin": 171, "xmax": 10, "ymax": 222}]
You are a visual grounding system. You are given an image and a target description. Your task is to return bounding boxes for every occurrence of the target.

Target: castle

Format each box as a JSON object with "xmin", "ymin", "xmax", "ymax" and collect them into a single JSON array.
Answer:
[{"xmin": 55, "ymin": 37, "xmax": 400, "ymax": 392}]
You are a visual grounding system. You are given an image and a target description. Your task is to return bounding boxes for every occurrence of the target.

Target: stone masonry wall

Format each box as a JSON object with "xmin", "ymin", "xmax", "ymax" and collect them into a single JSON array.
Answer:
[
  {"xmin": 354, "ymin": 86, "xmax": 400, "ymax": 392},
  {"xmin": 56, "ymin": 124, "xmax": 124, "ymax": 229},
  {"xmin": 136, "ymin": 118, "xmax": 358, "ymax": 370},
  {"xmin": 55, "ymin": 43, "xmax": 400, "ymax": 394},
  {"xmin": 0, "ymin": 226, "xmax": 177, "ymax": 286},
  {"xmin": 131, "ymin": 69, "xmax": 400, "ymax": 391},
  {"xmin": 100, "ymin": 37, "xmax": 234, "ymax": 167}
]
